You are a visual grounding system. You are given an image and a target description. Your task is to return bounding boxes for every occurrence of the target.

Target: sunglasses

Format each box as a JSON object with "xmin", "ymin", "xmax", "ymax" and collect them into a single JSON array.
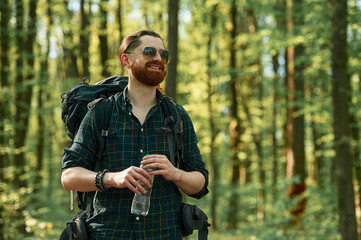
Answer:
[{"xmin": 126, "ymin": 47, "xmax": 170, "ymax": 64}]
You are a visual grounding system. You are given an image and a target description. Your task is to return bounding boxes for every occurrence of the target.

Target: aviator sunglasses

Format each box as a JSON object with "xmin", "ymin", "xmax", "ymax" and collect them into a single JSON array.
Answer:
[{"xmin": 126, "ymin": 46, "xmax": 170, "ymax": 64}]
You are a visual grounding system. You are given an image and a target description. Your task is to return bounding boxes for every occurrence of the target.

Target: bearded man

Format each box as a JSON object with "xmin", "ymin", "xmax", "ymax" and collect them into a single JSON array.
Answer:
[{"xmin": 61, "ymin": 30, "xmax": 209, "ymax": 240}]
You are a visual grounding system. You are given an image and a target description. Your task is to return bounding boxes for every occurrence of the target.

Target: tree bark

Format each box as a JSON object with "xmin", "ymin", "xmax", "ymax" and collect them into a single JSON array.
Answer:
[
  {"xmin": 14, "ymin": 0, "xmax": 25, "ymax": 189},
  {"xmin": 14, "ymin": 0, "xmax": 37, "ymax": 185},
  {"xmin": 226, "ymin": 0, "xmax": 242, "ymax": 230},
  {"xmin": 14, "ymin": 0, "xmax": 37, "ymax": 234},
  {"xmin": 272, "ymin": 0, "xmax": 286, "ymax": 199},
  {"xmin": 285, "ymin": 0, "xmax": 306, "ymax": 227},
  {"xmin": 353, "ymin": 94, "xmax": 361, "ymax": 230},
  {"xmin": 206, "ymin": 3, "xmax": 219, "ymax": 231},
  {"xmin": 331, "ymin": 0, "xmax": 359, "ymax": 239},
  {"xmin": 0, "ymin": 0, "xmax": 11, "ymax": 162},
  {"xmin": 80, "ymin": 0, "xmax": 90, "ymax": 77},
  {"xmin": 350, "ymin": 2, "xmax": 361, "ymax": 224},
  {"xmin": 165, "ymin": 0, "xmax": 179, "ymax": 101},
  {"xmin": 63, "ymin": 0, "xmax": 80, "ymax": 79},
  {"xmin": 99, "ymin": 0, "xmax": 110, "ymax": 77},
  {"xmin": 311, "ymin": 116, "xmax": 324, "ymax": 186},
  {"xmin": 116, "ymin": 0, "xmax": 124, "ymax": 76},
  {"xmin": 0, "ymin": 0, "xmax": 11, "ymax": 236},
  {"xmin": 35, "ymin": 0, "xmax": 53, "ymax": 195},
  {"xmin": 271, "ymin": 53, "xmax": 280, "ymax": 197}
]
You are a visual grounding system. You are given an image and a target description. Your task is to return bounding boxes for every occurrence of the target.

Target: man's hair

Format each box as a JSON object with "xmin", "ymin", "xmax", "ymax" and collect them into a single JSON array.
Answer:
[{"xmin": 118, "ymin": 30, "xmax": 163, "ymax": 61}]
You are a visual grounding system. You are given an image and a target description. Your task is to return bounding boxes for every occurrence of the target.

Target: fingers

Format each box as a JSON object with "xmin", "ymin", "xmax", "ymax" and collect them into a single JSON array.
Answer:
[
  {"xmin": 141, "ymin": 154, "xmax": 175, "ymax": 181},
  {"xmin": 126, "ymin": 167, "xmax": 152, "ymax": 194},
  {"xmin": 127, "ymin": 178, "xmax": 146, "ymax": 195},
  {"xmin": 141, "ymin": 154, "xmax": 171, "ymax": 169},
  {"xmin": 133, "ymin": 166, "xmax": 153, "ymax": 181}
]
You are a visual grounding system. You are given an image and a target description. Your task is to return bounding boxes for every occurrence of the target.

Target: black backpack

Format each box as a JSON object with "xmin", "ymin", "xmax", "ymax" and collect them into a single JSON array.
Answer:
[{"xmin": 61, "ymin": 76, "xmax": 127, "ymax": 142}]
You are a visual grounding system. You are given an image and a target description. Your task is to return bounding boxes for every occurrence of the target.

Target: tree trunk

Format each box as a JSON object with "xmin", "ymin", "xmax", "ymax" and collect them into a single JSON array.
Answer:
[
  {"xmin": 272, "ymin": 0, "xmax": 286, "ymax": 199},
  {"xmin": 14, "ymin": 0, "xmax": 25, "ymax": 190},
  {"xmin": 285, "ymin": 0, "xmax": 306, "ymax": 228},
  {"xmin": 35, "ymin": 89, "xmax": 45, "ymax": 194},
  {"xmin": 14, "ymin": 0, "xmax": 37, "ymax": 185},
  {"xmin": 353, "ymin": 98, "xmax": 361, "ymax": 231},
  {"xmin": 0, "ymin": 0, "xmax": 11, "ymax": 236},
  {"xmin": 206, "ymin": 3, "xmax": 219, "ymax": 231},
  {"xmin": 14, "ymin": 0, "xmax": 37, "ymax": 234},
  {"xmin": 311, "ymin": 117, "xmax": 324, "ymax": 186},
  {"xmin": 331, "ymin": 0, "xmax": 359, "ymax": 239},
  {"xmin": 0, "ymin": 0, "xmax": 11, "ymax": 162},
  {"xmin": 165, "ymin": 0, "xmax": 179, "ymax": 101},
  {"xmin": 226, "ymin": 0, "xmax": 242, "ymax": 230},
  {"xmin": 63, "ymin": 0, "xmax": 79, "ymax": 79},
  {"xmin": 349, "ymin": 5, "xmax": 361, "ymax": 226},
  {"xmin": 271, "ymin": 53, "xmax": 279, "ymax": 198},
  {"xmin": 351, "ymin": 2, "xmax": 361, "ymax": 224},
  {"xmin": 35, "ymin": 0, "xmax": 52, "ymax": 195},
  {"xmin": 116, "ymin": 0, "xmax": 124, "ymax": 76},
  {"xmin": 99, "ymin": 0, "xmax": 110, "ymax": 77},
  {"xmin": 80, "ymin": 0, "xmax": 90, "ymax": 77}
]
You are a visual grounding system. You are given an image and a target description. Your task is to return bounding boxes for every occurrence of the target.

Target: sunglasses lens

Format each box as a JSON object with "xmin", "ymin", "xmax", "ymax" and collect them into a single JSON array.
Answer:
[
  {"xmin": 159, "ymin": 50, "xmax": 169, "ymax": 63},
  {"xmin": 143, "ymin": 47, "xmax": 157, "ymax": 57}
]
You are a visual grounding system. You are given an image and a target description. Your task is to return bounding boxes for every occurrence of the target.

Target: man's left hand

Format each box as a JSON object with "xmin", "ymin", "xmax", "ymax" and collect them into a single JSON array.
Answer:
[{"xmin": 141, "ymin": 154, "xmax": 180, "ymax": 182}]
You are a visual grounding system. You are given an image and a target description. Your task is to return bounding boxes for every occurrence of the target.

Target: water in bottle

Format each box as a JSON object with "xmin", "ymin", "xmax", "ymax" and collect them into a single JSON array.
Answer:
[{"xmin": 131, "ymin": 164, "xmax": 155, "ymax": 216}]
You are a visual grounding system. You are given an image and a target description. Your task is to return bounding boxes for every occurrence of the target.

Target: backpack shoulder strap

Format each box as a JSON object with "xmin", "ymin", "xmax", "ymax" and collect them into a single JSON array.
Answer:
[
  {"xmin": 160, "ymin": 97, "xmax": 184, "ymax": 168},
  {"xmin": 88, "ymin": 98, "xmax": 110, "ymax": 169},
  {"xmin": 77, "ymin": 98, "xmax": 111, "ymax": 211}
]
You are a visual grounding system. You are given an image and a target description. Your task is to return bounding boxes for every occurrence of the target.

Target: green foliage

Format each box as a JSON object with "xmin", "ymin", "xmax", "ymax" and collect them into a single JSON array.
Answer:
[
  {"xmin": 1, "ymin": 0, "xmax": 361, "ymax": 238},
  {"xmin": 1, "ymin": 180, "xmax": 75, "ymax": 239},
  {"xmin": 185, "ymin": 180, "xmax": 340, "ymax": 240}
]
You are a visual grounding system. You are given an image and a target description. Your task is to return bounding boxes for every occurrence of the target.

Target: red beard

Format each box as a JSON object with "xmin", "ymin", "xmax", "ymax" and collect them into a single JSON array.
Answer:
[{"xmin": 130, "ymin": 60, "xmax": 167, "ymax": 86}]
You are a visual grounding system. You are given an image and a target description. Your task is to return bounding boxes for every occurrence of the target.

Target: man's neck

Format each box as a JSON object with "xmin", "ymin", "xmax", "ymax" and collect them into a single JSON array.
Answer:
[{"xmin": 127, "ymin": 77, "xmax": 157, "ymax": 109}]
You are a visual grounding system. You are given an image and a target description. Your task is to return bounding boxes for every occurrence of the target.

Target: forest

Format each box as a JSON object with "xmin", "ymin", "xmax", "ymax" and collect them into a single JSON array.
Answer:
[{"xmin": 1, "ymin": 0, "xmax": 361, "ymax": 239}]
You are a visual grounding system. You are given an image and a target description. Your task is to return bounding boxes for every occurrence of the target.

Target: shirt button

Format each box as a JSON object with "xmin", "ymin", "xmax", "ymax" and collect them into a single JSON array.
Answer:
[
  {"xmin": 136, "ymin": 216, "xmax": 140, "ymax": 220},
  {"xmin": 141, "ymin": 128, "xmax": 144, "ymax": 132},
  {"xmin": 140, "ymin": 149, "xmax": 143, "ymax": 153},
  {"xmin": 129, "ymin": 112, "xmax": 132, "ymax": 116}
]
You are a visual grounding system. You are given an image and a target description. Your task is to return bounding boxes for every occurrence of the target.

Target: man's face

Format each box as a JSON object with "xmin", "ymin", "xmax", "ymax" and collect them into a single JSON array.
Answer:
[{"xmin": 128, "ymin": 36, "xmax": 167, "ymax": 86}]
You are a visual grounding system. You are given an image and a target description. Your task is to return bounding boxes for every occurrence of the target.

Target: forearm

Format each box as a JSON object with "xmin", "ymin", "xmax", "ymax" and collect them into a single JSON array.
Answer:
[
  {"xmin": 61, "ymin": 167, "xmax": 98, "ymax": 192},
  {"xmin": 61, "ymin": 166, "xmax": 152, "ymax": 194},
  {"xmin": 172, "ymin": 169, "xmax": 205, "ymax": 195}
]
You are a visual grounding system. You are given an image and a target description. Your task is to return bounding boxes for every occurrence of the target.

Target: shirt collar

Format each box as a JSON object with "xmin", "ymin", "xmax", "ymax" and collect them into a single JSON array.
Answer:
[{"xmin": 122, "ymin": 86, "xmax": 131, "ymax": 106}]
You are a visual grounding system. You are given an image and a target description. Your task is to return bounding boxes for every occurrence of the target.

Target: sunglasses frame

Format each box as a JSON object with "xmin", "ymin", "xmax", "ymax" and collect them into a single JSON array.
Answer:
[{"xmin": 125, "ymin": 46, "xmax": 170, "ymax": 64}]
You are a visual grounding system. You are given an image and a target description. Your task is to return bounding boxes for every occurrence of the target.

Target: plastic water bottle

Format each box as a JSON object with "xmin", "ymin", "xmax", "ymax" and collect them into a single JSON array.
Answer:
[{"xmin": 131, "ymin": 164, "xmax": 155, "ymax": 216}]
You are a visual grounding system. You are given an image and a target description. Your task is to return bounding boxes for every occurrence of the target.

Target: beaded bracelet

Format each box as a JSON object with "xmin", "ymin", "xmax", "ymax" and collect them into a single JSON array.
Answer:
[{"xmin": 95, "ymin": 169, "xmax": 109, "ymax": 192}]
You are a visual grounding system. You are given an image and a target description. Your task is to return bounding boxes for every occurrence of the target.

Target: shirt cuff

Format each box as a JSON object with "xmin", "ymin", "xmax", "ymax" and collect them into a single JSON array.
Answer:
[{"xmin": 186, "ymin": 171, "xmax": 209, "ymax": 199}]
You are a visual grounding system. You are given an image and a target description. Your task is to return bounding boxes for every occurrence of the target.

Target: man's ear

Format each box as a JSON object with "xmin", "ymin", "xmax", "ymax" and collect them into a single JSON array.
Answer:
[{"xmin": 121, "ymin": 54, "xmax": 130, "ymax": 68}]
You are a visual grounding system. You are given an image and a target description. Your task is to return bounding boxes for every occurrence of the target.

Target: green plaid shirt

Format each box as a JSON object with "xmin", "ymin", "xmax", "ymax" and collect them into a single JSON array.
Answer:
[{"xmin": 62, "ymin": 88, "xmax": 209, "ymax": 240}]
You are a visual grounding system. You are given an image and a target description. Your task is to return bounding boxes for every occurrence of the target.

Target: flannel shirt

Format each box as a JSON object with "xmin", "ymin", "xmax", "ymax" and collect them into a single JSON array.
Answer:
[{"xmin": 62, "ymin": 88, "xmax": 209, "ymax": 240}]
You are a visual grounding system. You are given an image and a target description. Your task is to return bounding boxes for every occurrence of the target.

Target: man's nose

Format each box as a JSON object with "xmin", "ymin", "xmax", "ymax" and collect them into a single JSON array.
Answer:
[{"xmin": 153, "ymin": 50, "xmax": 163, "ymax": 62}]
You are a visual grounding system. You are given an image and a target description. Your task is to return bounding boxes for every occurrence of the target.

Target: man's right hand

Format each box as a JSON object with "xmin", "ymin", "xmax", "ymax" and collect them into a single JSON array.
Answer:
[{"xmin": 104, "ymin": 166, "xmax": 153, "ymax": 195}]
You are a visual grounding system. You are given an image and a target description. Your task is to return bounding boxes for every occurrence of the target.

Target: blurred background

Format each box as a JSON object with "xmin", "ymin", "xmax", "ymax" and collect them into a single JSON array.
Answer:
[{"xmin": 0, "ymin": 0, "xmax": 361, "ymax": 239}]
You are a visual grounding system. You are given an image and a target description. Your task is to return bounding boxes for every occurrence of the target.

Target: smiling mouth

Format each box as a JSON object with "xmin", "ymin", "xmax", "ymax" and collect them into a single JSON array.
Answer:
[{"xmin": 148, "ymin": 65, "xmax": 162, "ymax": 72}]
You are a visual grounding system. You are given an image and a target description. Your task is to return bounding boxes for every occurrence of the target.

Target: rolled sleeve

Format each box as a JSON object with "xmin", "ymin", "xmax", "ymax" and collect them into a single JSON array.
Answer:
[
  {"xmin": 62, "ymin": 110, "xmax": 97, "ymax": 171},
  {"xmin": 178, "ymin": 105, "xmax": 209, "ymax": 199}
]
